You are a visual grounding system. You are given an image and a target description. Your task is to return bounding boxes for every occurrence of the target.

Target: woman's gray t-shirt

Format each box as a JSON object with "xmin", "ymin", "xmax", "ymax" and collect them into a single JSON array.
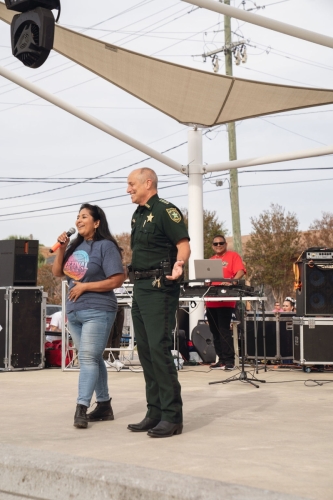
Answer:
[{"xmin": 63, "ymin": 239, "xmax": 123, "ymax": 313}]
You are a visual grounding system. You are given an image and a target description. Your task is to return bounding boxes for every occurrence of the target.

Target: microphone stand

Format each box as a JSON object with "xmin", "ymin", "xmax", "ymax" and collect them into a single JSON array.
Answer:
[{"xmin": 209, "ymin": 291, "xmax": 266, "ymax": 388}]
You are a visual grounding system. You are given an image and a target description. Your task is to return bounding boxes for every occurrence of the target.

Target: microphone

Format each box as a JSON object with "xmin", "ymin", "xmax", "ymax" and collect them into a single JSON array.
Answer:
[{"xmin": 49, "ymin": 228, "xmax": 76, "ymax": 253}]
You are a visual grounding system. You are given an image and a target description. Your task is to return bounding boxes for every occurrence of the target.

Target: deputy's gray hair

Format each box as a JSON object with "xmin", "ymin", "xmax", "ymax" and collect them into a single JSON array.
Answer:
[{"xmin": 137, "ymin": 168, "xmax": 158, "ymax": 189}]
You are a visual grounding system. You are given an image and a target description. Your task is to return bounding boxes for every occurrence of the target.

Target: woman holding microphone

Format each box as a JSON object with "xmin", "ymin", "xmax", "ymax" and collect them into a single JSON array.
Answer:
[{"xmin": 52, "ymin": 203, "xmax": 124, "ymax": 429}]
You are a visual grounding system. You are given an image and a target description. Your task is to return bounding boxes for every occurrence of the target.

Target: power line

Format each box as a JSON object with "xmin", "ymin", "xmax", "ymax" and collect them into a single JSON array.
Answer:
[
  {"xmin": 1, "ymin": 174, "xmax": 332, "ymax": 223},
  {"xmin": 0, "ymin": 182, "xmax": 187, "ymax": 218},
  {"xmin": 0, "ymin": 140, "xmax": 188, "ymax": 201},
  {"xmin": 259, "ymin": 117, "xmax": 327, "ymax": 146}
]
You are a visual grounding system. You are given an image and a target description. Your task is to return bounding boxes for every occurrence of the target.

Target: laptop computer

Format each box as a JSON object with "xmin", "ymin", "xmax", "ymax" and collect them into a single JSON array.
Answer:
[{"xmin": 194, "ymin": 259, "xmax": 224, "ymax": 280}]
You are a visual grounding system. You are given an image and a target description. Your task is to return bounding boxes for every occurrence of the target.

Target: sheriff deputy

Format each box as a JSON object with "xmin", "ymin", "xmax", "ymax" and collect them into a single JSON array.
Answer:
[{"xmin": 126, "ymin": 167, "xmax": 190, "ymax": 438}]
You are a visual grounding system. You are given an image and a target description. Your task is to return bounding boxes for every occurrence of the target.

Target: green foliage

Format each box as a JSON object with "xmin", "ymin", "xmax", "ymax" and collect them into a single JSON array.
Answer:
[
  {"xmin": 181, "ymin": 208, "xmax": 228, "ymax": 258},
  {"xmin": 7, "ymin": 235, "xmax": 31, "ymax": 240},
  {"xmin": 305, "ymin": 212, "xmax": 333, "ymax": 248},
  {"xmin": 244, "ymin": 204, "xmax": 301, "ymax": 304},
  {"xmin": 37, "ymin": 264, "xmax": 62, "ymax": 304}
]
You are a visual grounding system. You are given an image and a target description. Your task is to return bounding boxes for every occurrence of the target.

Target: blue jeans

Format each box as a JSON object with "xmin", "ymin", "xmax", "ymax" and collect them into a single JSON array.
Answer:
[{"xmin": 67, "ymin": 309, "xmax": 116, "ymax": 407}]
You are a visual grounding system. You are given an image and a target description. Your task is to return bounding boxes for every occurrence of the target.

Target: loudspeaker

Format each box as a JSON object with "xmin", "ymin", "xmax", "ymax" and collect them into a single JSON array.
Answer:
[
  {"xmin": 0, "ymin": 240, "xmax": 39, "ymax": 287},
  {"xmin": 296, "ymin": 260, "xmax": 333, "ymax": 316},
  {"xmin": 191, "ymin": 322, "xmax": 216, "ymax": 363}
]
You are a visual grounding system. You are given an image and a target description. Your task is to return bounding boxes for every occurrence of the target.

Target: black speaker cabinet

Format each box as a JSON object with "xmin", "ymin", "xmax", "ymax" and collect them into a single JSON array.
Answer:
[
  {"xmin": 293, "ymin": 317, "xmax": 333, "ymax": 366},
  {"xmin": 0, "ymin": 240, "xmax": 38, "ymax": 287},
  {"xmin": 296, "ymin": 260, "xmax": 333, "ymax": 316},
  {"xmin": 0, "ymin": 287, "xmax": 45, "ymax": 371},
  {"xmin": 245, "ymin": 312, "xmax": 294, "ymax": 361},
  {"xmin": 191, "ymin": 321, "xmax": 216, "ymax": 363}
]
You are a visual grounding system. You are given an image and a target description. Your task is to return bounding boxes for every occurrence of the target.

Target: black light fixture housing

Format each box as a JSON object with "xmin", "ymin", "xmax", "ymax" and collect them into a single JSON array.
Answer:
[
  {"xmin": 11, "ymin": 8, "xmax": 55, "ymax": 68},
  {"xmin": 5, "ymin": 0, "xmax": 60, "ymax": 15},
  {"xmin": 5, "ymin": 0, "xmax": 61, "ymax": 68}
]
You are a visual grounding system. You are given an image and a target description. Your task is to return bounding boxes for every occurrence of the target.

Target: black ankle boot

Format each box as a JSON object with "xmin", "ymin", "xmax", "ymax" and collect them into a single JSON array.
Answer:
[
  {"xmin": 74, "ymin": 404, "xmax": 88, "ymax": 428},
  {"xmin": 87, "ymin": 399, "xmax": 114, "ymax": 422}
]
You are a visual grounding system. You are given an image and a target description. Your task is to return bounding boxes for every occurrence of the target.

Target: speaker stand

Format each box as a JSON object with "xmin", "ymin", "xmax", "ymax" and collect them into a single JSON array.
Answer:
[{"xmin": 209, "ymin": 293, "xmax": 266, "ymax": 389}]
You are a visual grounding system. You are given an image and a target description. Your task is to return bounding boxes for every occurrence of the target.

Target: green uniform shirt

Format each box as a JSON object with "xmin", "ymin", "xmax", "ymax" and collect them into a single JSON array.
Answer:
[{"xmin": 131, "ymin": 193, "xmax": 189, "ymax": 271}]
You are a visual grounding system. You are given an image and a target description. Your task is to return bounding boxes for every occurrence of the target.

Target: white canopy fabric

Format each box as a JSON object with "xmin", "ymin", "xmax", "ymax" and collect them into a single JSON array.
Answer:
[{"xmin": 1, "ymin": 2, "xmax": 333, "ymax": 127}]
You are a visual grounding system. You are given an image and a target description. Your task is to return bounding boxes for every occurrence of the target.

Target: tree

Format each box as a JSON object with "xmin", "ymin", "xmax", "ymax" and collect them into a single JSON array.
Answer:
[
  {"xmin": 37, "ymin": 264, "xmax": 62, "ymax": 304},
  {"xmin": 181, "ymin": 208, "xmax": 228, "ymax": 258},
  {"xmin": 115, "ymin": 232, "xmax": 132, "ymax": 265},
  {"xmin": 244, "ymin": 204, "xmax": 301, "ymax": 304},
  {"xmin": 304, "ymin": 212, "xmax": 333, "ymax": 248}
]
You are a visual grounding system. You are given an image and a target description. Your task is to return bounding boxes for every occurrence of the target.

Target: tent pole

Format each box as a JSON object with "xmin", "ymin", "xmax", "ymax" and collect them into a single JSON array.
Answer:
[
  {"xmin": 183, "ymin": 0, "xmax": 333, "ymax": 50},
  {"xmin": 187, "ymin": 128, "xmax": 205, "ymax": 337}
]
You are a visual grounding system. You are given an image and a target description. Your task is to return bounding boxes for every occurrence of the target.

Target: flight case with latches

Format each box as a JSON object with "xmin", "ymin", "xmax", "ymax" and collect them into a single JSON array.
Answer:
[
  {"xmin": 0, "ymin": 287, "xmax": 46, "ymax": 371},
  {"xmin": 293, "ymin": 316, "xmax": 333, "ymax": 369}
]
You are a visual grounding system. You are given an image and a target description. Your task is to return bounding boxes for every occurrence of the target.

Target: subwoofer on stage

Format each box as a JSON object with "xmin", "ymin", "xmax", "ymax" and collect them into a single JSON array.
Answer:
[
  {"xmin": 0, "ymin": 239, "xmax": 39, "ymax": 287},
  {"xmin": 295, "ymin": 248, "xmax": 333, "ymax": 316},
  {"xmin": 245, "ymin": 313, "xmax": 294, "ymax": 361},
  {"xmin": 191, "ymin": 321, "xmax": 216, "ymax": 364}
]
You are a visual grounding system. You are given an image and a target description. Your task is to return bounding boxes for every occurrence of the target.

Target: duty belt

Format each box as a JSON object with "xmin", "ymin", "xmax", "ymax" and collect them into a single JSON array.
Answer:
[{"xmin": 134, "ymin": 269, "xmax": 163, "ymax": 280}]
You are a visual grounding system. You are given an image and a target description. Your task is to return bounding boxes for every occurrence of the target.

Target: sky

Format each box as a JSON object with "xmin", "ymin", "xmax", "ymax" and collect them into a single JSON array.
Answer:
[{"xmin": 0, "ymin": 0, "xmax": 332, "ymax": 247}]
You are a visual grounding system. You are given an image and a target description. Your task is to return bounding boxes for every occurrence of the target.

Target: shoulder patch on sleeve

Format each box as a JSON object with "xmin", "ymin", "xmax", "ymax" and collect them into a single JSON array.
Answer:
[
  {"xmin": 159, "ymin": 198, "xmax": 170, "ymax": 205},
  {"xmin": 166, "ymin": 208, "xmax": 181, "ymax": 223}
]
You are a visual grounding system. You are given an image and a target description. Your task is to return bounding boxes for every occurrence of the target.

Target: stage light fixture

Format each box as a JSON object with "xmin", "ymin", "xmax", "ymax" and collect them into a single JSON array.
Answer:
[
  {"xmin": 5, "ymin": 0, "xmax": 60, "ymax": 15},
  {"xmin": 5, "ymin": 0, "xmax": 61, "ymax": 68}
]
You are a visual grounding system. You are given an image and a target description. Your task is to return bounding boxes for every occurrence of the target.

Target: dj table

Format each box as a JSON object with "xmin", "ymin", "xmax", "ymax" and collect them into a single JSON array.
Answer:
[{"xmin": 178, "ymin": 281, "xmax": 267, "ymax": 371}]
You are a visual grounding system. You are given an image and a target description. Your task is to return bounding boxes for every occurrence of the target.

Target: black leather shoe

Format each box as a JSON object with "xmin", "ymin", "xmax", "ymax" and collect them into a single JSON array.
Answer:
[
  {"xmin": 147, "ymin": 421, "xmax": 183, "ymax": 438},
  {"xmin": 74, "ymin": 404, "xmax": 88, "ymax": 429},
  {"xmin": 127, "ymin": 417, "xmax": 160, "ymax": 432},
  {"xmin": 87, "ymin": 399, "xmax": 114, "ymax": 422}
]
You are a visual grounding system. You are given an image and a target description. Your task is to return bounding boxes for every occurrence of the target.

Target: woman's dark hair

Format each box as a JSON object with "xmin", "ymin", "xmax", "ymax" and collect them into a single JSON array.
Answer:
[{"xmin": 63, "ymin": 203, "xmax": 122, "ymax": 265}]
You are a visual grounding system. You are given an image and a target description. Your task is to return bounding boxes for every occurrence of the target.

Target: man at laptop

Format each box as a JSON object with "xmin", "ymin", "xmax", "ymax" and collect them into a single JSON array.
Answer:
[{"xmin": 205, "ymin": 235, "xmax": 246, "ymax": 370}]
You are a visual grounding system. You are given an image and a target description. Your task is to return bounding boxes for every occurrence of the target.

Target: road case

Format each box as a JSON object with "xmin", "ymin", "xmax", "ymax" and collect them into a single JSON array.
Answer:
[
  {"xmin": 0, "ymin": 287, "xmax": 46, "ymax": 371},
  {"xmin": 293, "ymin": 317, "xmax": 333, "ymax": 366},
  {"xmin": 245, "ymin": 312, "xmax": 294, "ymax": 361}
]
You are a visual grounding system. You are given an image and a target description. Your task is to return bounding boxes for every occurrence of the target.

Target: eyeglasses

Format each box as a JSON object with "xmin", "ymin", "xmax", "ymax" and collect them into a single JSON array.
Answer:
[{"xmin": 213, "ymin": 242, "xmax": 226, "ymax": 246}]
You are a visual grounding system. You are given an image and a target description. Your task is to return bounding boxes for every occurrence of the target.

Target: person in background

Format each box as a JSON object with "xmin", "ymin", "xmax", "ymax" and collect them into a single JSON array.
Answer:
[
  {"xmin": 46, "ymin": 310, "xmax": 63, "ymax": 342},
  {"xmin": 273, "ymin": 302, "xmax": 283, "ymax": 312},
  {"xmin": 282, "ymin": 297, "xmax": 296, "ymax": 312},
  {"xmin": 52, "ymin": 203, "xmax": 124, "ymax": 429},
  {"xmin": 205, "ymin": 235, "xmax": 246, "ymax": 371}
]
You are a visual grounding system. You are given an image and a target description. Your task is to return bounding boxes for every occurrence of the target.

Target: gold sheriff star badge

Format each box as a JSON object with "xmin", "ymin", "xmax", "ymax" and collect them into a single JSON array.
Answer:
[{"xmin": 147, "ymin": 213, "xmax": 154, "ymax": 223}]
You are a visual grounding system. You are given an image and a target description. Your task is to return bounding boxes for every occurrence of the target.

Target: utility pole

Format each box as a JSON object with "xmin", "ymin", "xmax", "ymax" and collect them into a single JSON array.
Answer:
[{"xmin": 221, "ymin": 0, "xmax": 243, "ymax": 256}]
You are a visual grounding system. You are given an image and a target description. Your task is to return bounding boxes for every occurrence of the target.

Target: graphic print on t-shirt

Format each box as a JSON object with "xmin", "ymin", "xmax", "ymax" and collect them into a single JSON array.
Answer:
[{"xmin": 63, "ymin": 250, "xmax": 89, "ymax": 280}]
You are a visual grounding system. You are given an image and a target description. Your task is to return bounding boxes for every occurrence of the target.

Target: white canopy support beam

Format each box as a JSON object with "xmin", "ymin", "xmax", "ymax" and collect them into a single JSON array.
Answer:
[
  {"xmin": 183, "ymin": 0, "xmax": 333, "ymax": 50},
  {"xmin": 0, "ymin": 65, "xmax": 184, "ymax": 174},
  {"xmin": 205, "ymin": 144, "xmax": 333, "ymax": 173}
]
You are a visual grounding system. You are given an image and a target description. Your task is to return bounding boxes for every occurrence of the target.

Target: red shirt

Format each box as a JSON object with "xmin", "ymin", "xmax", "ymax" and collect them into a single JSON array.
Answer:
[{"xmin": 205, "ymin": 251, "xmax": 246, "ymax": 309}]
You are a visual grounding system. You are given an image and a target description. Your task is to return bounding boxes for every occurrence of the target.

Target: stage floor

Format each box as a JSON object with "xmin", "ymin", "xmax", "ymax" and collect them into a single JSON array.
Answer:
[{"xmin": 0, "ymin": 364, "xmax": 332, "ymax": 500}]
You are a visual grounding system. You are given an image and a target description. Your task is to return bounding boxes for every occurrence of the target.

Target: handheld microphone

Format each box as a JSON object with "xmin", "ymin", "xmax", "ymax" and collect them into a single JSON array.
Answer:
[{"xmin": 49, "ymin": 228, "xmax": 76, "ymax": 253}]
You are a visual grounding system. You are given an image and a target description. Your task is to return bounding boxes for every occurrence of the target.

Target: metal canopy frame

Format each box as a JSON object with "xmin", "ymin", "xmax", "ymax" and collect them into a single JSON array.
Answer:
[{"xmin": 1, "ymin": 1, "xmax": 333, "ymax": 330}]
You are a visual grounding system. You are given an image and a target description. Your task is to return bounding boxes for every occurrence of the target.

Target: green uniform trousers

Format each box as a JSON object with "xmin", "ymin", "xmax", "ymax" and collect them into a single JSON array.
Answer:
[{"xmin": 132, "ymin": 285, "xmax": 183, "ymax": 424}]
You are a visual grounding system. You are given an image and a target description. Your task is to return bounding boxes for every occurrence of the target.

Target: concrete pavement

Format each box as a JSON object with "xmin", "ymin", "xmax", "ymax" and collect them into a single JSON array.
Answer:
[{"xmin": 0, "ymin": 365, "xmax": 332, "ymax": 499}]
